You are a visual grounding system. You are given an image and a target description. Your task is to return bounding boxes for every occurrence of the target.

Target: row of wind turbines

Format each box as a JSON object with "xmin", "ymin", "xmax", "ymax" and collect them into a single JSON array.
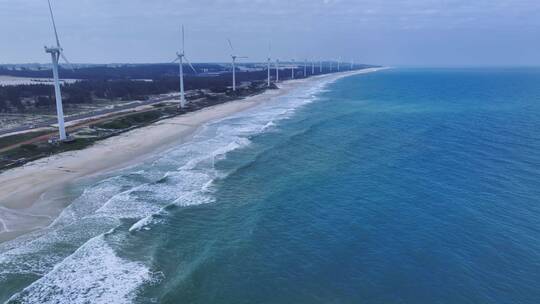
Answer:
[
  {"xmin": 172, "ymin": 29, "xmax": 356, "ymax": 113},
  {"xmin": 44, "ymin": 0, "xmax": 359, "ymax": 141}
]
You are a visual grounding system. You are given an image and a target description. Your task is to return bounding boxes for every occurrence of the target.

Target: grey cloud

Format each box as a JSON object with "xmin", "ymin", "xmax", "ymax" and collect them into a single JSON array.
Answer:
[{"xmin": 0, "ymin": 0, "xmax": 539, "ymax": 65}]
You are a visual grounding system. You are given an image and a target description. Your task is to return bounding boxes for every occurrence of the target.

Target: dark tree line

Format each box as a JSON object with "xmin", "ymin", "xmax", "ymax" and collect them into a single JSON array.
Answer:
[
  {"xmin": 0, "ymin": 64, "xmax": 376, "ymax": 112},
  {"xmin": 0, "ymin": 63, "xmax": 229, "ymax": 80},
  {"xmin": 0, "ymin": 69, "xmax": 272, "ymax": 112}
]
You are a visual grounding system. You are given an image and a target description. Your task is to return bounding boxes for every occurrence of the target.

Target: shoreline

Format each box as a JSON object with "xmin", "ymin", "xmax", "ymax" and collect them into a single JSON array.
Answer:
[{"xmin": 0, "ymin": 68, "xmax": 384, "ymax": 242}]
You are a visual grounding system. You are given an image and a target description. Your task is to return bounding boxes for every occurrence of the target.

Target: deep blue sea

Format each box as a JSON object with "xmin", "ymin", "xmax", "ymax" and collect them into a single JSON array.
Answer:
[{"xmin": 1, "ymin": 68, "xmax": 540, "ymax": 303}]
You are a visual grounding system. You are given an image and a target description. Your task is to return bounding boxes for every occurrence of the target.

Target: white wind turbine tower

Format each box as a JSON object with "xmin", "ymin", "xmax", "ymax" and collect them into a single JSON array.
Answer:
[
  {"xmin": 275, "ymin": 59, "xmax": 280, "ymax": 82},
  {"xmin": 291, "ymin": 59, "xmax": 296, "ymax": 79},
  {"xmin": 311, "ymin": 60, "xmax": 315, "ymax": 75},
  {"xmin": 45, "ymin": 0, "xmax": 72, "ymax": 141},
  {"xmin": 267, "ymin": 43, "xmax": 271, "ymax": 87},
  {"xmin": 172, "ymin": 25, "xmax": 197, "ymax": 109},
  {"xmin": 303, "ymin": 59, "xmax": 307, "ymax": 77},
  {"xmin": 319, "ymin": 59, "xmax": 323, "ymax": 74},
  {"xmin": 227, "ymin": 39, "xmax": 247, "ymax": 91},
  {"xmin": 337, "ymin": 58, "xmax": 341, "ymax": 71}
]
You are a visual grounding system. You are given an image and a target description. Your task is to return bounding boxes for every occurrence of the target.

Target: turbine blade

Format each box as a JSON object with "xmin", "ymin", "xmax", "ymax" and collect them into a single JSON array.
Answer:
[
  {"xmin": 60, "ymin": 52, "xmax": 74, "ymax": 71},
  {"xmin": 47, "ymin": 0, "xmax": 61, "ymax": 48},
  {"xmin": 172, "ymin": 57, "xmax": 179, "ymax": 63},
  {"xmin": 184, "ymin": 57, "xmax": 197, "ymax": 74},
  {"xmin": 181, "ymin": 25, "xmax": 185, "ymax": 54},
  {"xmin": 227, "ymin": 38, "xmax": 234, "ymax": 52}
]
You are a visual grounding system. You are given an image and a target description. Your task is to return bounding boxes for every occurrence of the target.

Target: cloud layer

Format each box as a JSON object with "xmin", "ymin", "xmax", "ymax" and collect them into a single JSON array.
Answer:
[{"xmin": 1, "ymin": 0, "xmax": 539, "ymax": 65}]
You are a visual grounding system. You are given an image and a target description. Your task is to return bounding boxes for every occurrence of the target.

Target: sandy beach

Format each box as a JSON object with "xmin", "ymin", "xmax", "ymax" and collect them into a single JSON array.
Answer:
[{"xmin": 0, "ymin": 68, "xmax": 382, "ymax": 242}]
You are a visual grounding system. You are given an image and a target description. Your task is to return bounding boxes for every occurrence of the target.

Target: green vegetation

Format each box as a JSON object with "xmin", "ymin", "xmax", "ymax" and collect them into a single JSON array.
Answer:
[
  {"xmin": 92, "ymin": 104, "xmax": 180, "ymax": 130},
  {"xmin": 7, "ymin": 138, "xmax": 93, "ymax": 157},
  {"xmin": 94, "ymin": 111, "xmax": 163, "ymax": 130},
  {"xmin": 0, "ymin": 70, "xmax": 272, "ymax": 113},
  {"xmin": 0, "ymin": 130, "xmax": 50, "ymax": 149},
  {"xmin": 0, "ymin": 138, "xmax": 94, "ymax": 171}
]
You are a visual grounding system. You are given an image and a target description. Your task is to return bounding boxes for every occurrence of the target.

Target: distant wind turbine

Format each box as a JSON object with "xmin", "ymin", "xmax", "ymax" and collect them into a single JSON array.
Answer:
[
  {"xmin": 303, "ymin": 59, "xmax": 307, "ymax": 77},
  {"xmin": 275, "ymin": 59, "xmax": 280, "ymax": 82},
  {"xmin": 291, "ymin": 59, "xmax": 296, "ymax": 79},
  {"xmin": 319, "ymin": 60, "xmax": 323, "ymax": 74},
  {"xmin": 311, "ymin": 60, "xmax": 315, "ymax": 75},
  {"xmin": 227, "ymin": 39, "xmax": 247, "ymax": 91},
  {"xmin": 172, "ymin": 25, "xmax": 197, "ymax": 109},
  {"xmin": 45, "ymin": 0, "xmax": 72, "ymax": 141},
  {"xmin": 267, "ymin": 43, "xmax": 271, "ymax": 87}
]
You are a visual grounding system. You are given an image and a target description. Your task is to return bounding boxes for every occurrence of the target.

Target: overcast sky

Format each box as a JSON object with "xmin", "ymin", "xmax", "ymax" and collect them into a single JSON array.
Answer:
[{"xmin": 1, "ymin": 0, "xmax": 539, "ymax": 66}]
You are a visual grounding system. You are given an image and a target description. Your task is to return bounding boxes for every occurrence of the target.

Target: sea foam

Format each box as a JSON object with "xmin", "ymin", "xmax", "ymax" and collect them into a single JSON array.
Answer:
[
  {"xmin": 6, "ymin": 236, "xmax": 152, "ymax": 304},
  {"xmin": 1, "ymin": 75, "xmax": 338, "ymax": 302}
]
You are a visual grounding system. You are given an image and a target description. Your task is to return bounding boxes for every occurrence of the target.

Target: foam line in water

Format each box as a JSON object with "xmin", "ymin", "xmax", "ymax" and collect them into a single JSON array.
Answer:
[
  {"xmin": 6, "ymin": 235, "xmax": 153, "ymax": 304},
  {"xmin": 1, "ymin": 73, "xmax": 346, "ymax": 301}
]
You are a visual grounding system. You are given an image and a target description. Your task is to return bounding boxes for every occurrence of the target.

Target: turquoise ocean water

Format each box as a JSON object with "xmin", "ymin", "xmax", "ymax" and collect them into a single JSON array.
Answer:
[{"xmin": 1, "ymin": 68, "xmax": 540, "ymax": 303}]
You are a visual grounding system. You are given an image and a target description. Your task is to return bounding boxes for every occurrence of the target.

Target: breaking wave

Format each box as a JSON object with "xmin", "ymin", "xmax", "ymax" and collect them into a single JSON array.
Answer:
[{"xmin": 0, "ymin": 75, "xmax": 339, "ymax": 303}]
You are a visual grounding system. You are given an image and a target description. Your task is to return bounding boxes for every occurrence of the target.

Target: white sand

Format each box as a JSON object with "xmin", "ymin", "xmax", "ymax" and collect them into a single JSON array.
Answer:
[{"xmin": 0, "ymin": 68, "xmax": 383, "ymax": 241}]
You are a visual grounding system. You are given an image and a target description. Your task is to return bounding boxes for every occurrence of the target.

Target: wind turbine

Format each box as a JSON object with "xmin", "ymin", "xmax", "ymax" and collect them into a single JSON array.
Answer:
[
  {"xmin": 267, "ymin": 43, "xmax": 271, "ymax": 87},
  {"xmin": 337, "ymin": 58, "xmax": 341, "ymax": 71},
  {"xmin": 311, "ymin": 60, "xmax": 315, "ymax": 75},
  {"xmin": 319, "ymin": 59, "xmax": 323, "ymax": 74},
  {"xmin": 172, "ymin": 25, "xmax": 197, "ymax": 109},
  {"xmin": 275, "ymin": 59, "xmax": 280, "ymax": 82},
  {"xmin": 291, "ymin": 59, "xmax": 296, "ymax": 79},
  {"xmin": 45, "ymin": 0, "xmax": 72, "ymax": 141},
  {"xmin": 227, "ymin": 39, "xmax": 247, "ymax": 91},
  {"xmin": 303, "ymin": 59, "xmax": 307, "ymax": 77}
]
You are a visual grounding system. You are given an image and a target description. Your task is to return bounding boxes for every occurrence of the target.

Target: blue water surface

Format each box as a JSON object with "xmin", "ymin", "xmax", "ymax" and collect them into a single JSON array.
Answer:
[
  {"xmin": 144, "ymin": 68, "xmax": 540, "ymax": 303},
  {"xmin": 2, "ymin": 68, "xmax": 540, "ymax": 304}
]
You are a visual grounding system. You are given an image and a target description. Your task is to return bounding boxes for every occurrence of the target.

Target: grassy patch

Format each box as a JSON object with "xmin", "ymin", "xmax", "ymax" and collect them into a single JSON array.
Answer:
[
  {"xmin": 0, "ymin": 138, "xmax": 95, "ymax": 170},
  {"xmin": 0, "ymin": 130, "xmax": 50, "ymax": 149},
  {"xmin": 93, "ymin": 110, "xmax": 163, "ymax": 130},
  {"xmin": 2, "ymin": 138, "xmax": 93, "ymax": 158}
]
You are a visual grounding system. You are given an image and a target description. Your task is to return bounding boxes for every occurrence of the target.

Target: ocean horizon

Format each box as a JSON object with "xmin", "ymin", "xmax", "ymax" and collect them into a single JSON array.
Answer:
[{"xmin": 1, "ymin": 67, "xmax": 539, "ymax": 303}]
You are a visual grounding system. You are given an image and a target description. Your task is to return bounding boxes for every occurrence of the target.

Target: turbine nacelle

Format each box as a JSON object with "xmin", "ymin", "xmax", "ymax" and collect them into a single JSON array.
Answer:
[
  {"xmin": 231, "ymin": 55, "xmax": 247, "ymax": 61},
  {"xmin": 44, "ymin": 46, "xmax": 62, "ymax": 54}
]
